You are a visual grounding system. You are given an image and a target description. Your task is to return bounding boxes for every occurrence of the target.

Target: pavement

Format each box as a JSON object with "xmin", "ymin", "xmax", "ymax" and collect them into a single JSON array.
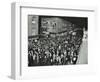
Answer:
[{"xmin": 76, "ymin": 39, "xmax": 88, "ymax": 64}]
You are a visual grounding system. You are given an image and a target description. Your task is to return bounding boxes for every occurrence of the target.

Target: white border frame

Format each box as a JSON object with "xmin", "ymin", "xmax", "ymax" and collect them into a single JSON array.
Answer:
[{"xmin": 11, "ymin": 2, "xmax": 97, "ymax": 80}]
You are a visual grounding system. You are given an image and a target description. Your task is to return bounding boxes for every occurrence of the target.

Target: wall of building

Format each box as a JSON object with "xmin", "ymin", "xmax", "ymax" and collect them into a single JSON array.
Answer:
[
  {"xmin": 28, "ymin": 15, "xmax": 39, "ymax": 36},
  {"xmin": 41, "ymin": 17, "xmax": 73, "ymax": 34}
]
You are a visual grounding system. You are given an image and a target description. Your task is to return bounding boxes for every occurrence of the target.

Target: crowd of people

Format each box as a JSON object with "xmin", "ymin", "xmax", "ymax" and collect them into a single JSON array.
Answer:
[{"xmin": 28, "ymin": 29, "xmax": 83, "ymax": 66}]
